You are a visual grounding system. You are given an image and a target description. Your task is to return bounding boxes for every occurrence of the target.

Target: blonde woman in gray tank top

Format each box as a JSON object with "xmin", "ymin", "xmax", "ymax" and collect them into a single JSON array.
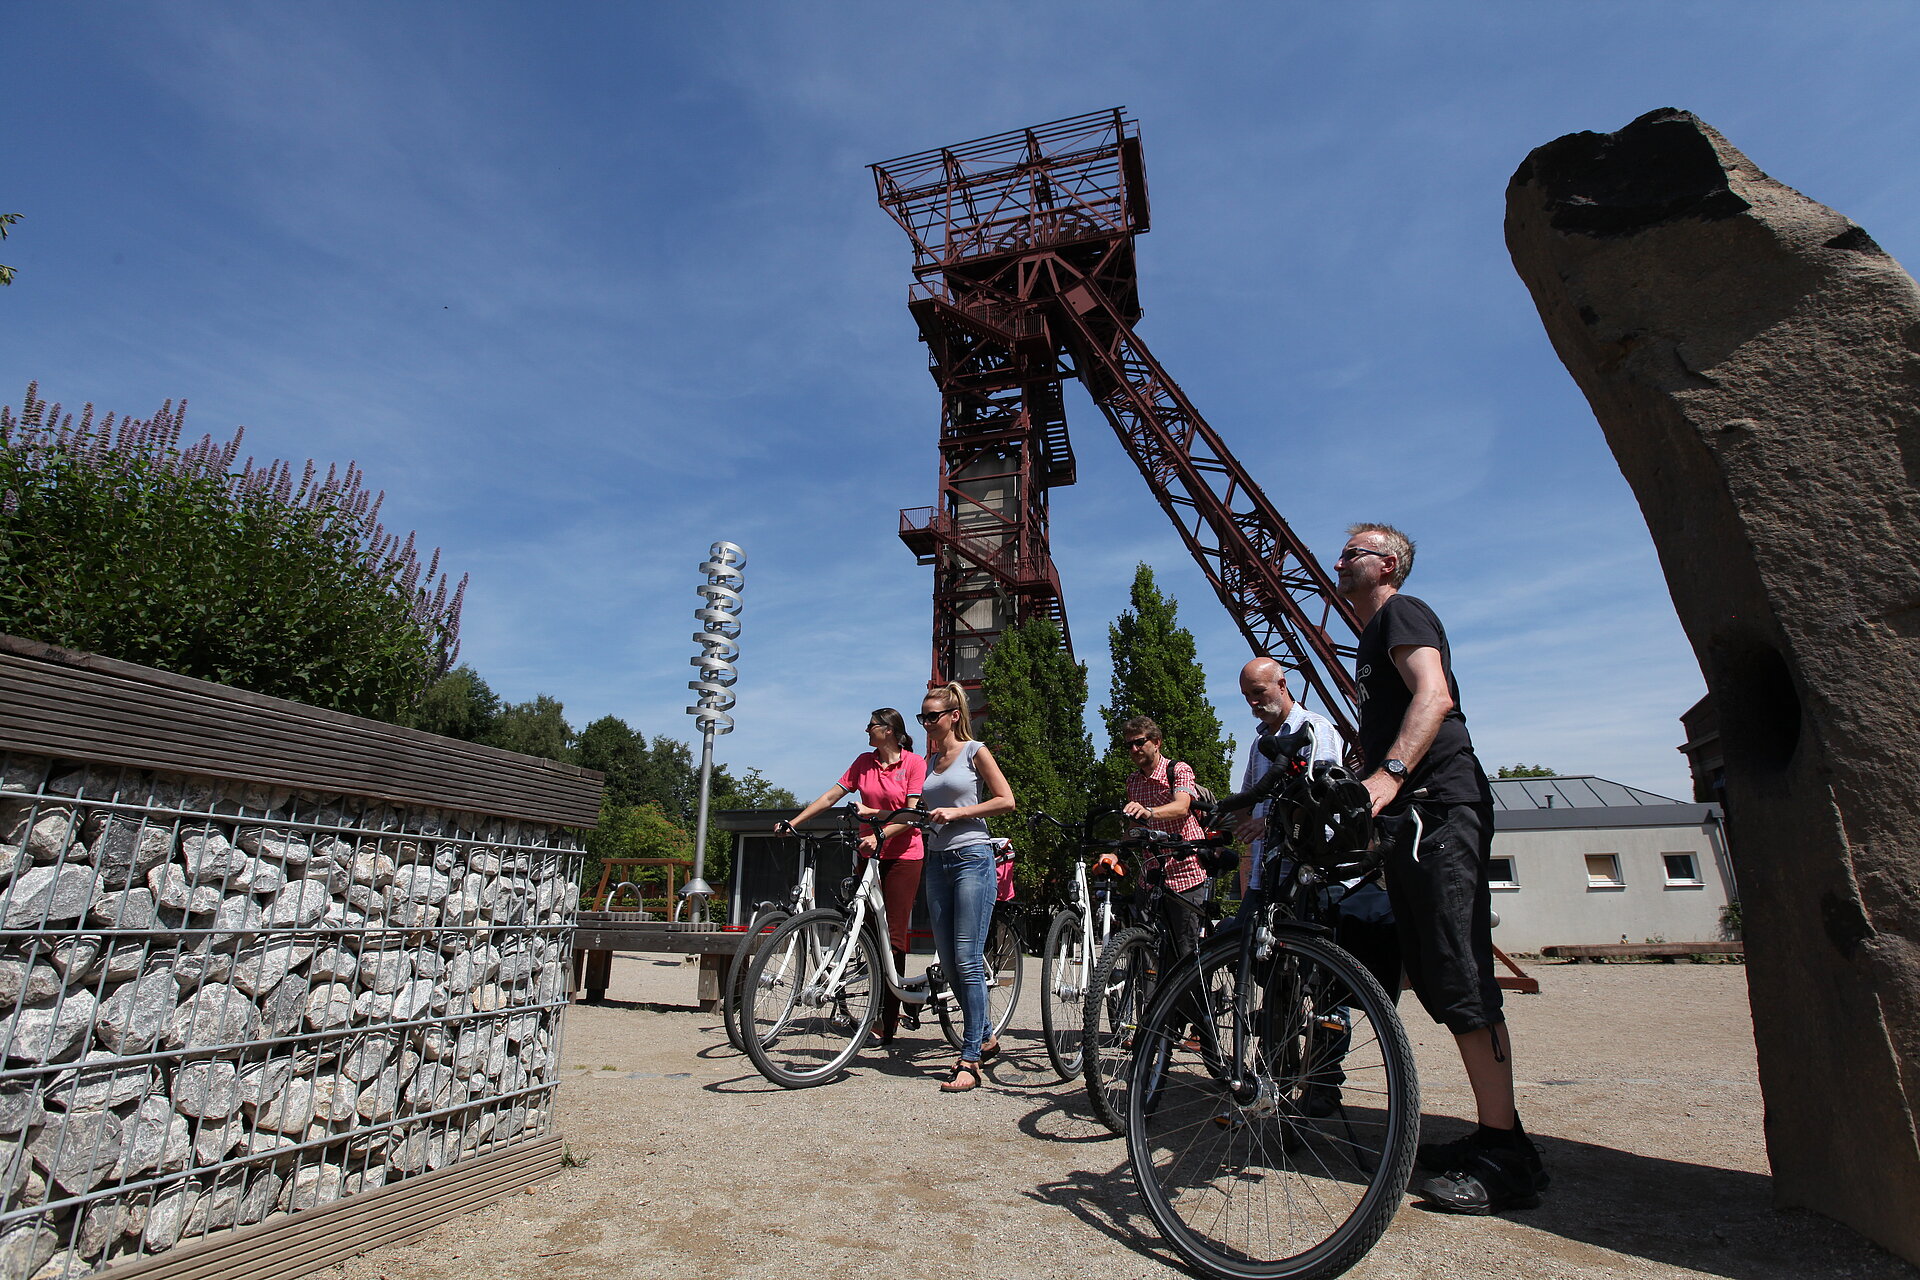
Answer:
[{"xmin": 915, "ymin": 682, "xmax": 1016, "ymax": 1092}]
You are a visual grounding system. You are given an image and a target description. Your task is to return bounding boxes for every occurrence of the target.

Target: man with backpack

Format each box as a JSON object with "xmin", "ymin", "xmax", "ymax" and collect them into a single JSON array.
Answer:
[{"xmin": 1119, "ymin": 714, "xmax": 1211, "ymax": 963}]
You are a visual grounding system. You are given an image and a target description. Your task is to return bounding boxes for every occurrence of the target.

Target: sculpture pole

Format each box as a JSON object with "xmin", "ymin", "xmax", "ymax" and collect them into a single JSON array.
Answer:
[{"xmin": 683, "ymin": 541, "xmax": 744, "ymax": 924}]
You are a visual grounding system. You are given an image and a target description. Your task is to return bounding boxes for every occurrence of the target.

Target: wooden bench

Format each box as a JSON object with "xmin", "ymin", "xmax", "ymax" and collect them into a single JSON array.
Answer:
[
  {"xmin": 1541, "ymin": 941, "xmax": 1744, "ymax": 963},
  {"xmin": 570, "ymin": 916, "xmax": 751, "ymax": 1008}
]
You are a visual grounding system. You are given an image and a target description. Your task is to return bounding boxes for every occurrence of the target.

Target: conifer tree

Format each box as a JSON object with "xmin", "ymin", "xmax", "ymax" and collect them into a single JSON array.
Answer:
[
  {"xmin": 981, "ymin": 616, "xmax": 1094, "ymax": 904},
  {"xmin": 1100, "ymin": 563, "xmax": 1234, "ymax": 803}
]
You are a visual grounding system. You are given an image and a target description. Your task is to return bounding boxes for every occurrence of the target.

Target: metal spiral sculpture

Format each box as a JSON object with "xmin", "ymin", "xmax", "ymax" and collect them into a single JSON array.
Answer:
[{"xmin": 687, "ymin": 541, "xmax": 745, "ymax": 735}]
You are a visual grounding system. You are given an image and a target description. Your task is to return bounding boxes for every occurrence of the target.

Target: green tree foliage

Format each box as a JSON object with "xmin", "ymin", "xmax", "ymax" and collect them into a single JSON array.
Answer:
[
  {"xmin": 1496, "ymin": 763, "xmax": 1558, "ymax": 779},
  {"xmin": 485, "ymin": 695, "xmax": 573, "ymax": 762},
  {"xmin": 574, "ymin": 715, "xmax": 652, "ymax": 807},
  {"xmin": 981, "ymin": 616, "xmax": 1094, "ymax": 904},
  {"xmin": 0, "ymin": 384, "xmax": 464, "ymax": 720},
  {"xmin": 1100, "ymin": 563, "xmax": 1234, "ymax": 803},
  {"xmin": 580, "ymin": 801, "xmax": 697, "ymax": 910},
  {"xmin": 0, "ymin": 212, "xmax": 20, "ymax": 286},
  {"xmin": 406, "ymin": 665, "xmax": 501, "ymax": 741}
]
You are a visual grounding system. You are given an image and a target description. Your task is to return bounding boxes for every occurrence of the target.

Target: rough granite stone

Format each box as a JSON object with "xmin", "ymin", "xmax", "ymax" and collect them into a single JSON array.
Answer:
[
  {"xmin": 309, "ymin": 945, "xmax": 360, "ymax": 984},
  {"xmin": 230, "ymin": 939, "xmax": 314, "ymax": 997},
  {"xmin": 284, "ymin": 1164, "xmax": 344, "ymax": 1211},
  {"xmin": 0, "ymin": 1227, "xmax": 58, "ymax": 1280},
  {"xmin": 4, "ymin": 864, "xmax": 96, "ymax": 927},
  {"xmin": 88, "ymin": 885, "xmax": 158, "ymax": 930},
  {"xmin": 257, "ymin": 976, "xmax": 308, "ymax": 1037},
  {"xmin": 1506, "ymin": 106, "xmax": 1920, "ymax": 1265},
  {"xmin": 0, "ymin": 958, "xmax": 62, "ymax": 1006},
  {"xmin": 171, "ymin": 1060, "xmax": 243, "ymax": 1118},
  {"xmin": 179, "ymin": 827, "xmax": 246, "ymax": 881},
  {"xmin": 85, "ymin": 813, "xmax": 174, "ymax": 888},
  {"xmin": 149, "ymin": 863, "xmax": 223, "ymax": 914},
  {"xmin": 0, "ymin": 1082, "xmax": 46, "ymax": 1135},
  {"xmin": 29, "ymin": 1108, "xmax": 124, "ymax": 1193},
  {"xmin": 266, "ymin": 879, "xmax": 330, "ymax": 927},
  {"xmin": 237, "ymin": 828, "xmax": 311, "ymax": 867},
  {"xmin": 305, "ymin": 982, "xmax": 357, "ymax": 1030},
  {"xmin": 49, "ymin": 1051, "xmax": 157, "ymax": 1110},
  {"xmin": 341, "ymin": 1034, "xmax": 396, "ymax": 1082},
  {"xmin": 4, "ymin": 991, "xmax": 98, "ymax": 1062},
  {"xmin": 164, "ymin": 983, "xmax": 258, "ymax": 1050},
  {"xmin": 116, "ymin": 1095, "xmax": 191, "ymax": 1177},
  {"xmin": 143, "ymin": 1184, "xmax": 202, "ymax": 1250},
  {"xmin": 170, "ymin": 949, "xmax": 235, "ymax": 992}
]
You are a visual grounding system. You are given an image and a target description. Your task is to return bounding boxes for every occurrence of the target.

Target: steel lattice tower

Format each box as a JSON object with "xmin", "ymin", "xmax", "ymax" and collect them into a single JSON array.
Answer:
[{"xmin": 873, "ymin": 108, "xmax": 1361, "ymax": 737}]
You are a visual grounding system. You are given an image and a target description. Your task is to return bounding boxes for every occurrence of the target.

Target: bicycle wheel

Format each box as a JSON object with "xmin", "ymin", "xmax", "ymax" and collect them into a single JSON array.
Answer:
[
  {"xmin": 1041, "ymin": 908, "xmax": 1088, "ymax": 1079},
  {"xmin": 1082, "ymin": 925, "xmax": 1158, "ymax": 1134},
  {"xmin": 1126, "ymin": 930, "xmax": 1419, "ymax": 1280},
  {"xmin": 933, "ymin": 909, "xmax": 1025, "ymax": 1050},
  {"xmin": 723, "ymin": 905, "xmax": 788, "ymax": 1052},
  {"xmin": 741, "ymin": 908, "xmax": 880, "ymax": 1088}
]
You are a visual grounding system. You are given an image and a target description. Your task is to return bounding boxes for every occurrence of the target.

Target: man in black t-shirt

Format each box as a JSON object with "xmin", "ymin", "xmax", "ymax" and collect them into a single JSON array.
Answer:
[{"xmin": 1336, "ymin": 522, "xmax": 1548, "ymax": 1214}]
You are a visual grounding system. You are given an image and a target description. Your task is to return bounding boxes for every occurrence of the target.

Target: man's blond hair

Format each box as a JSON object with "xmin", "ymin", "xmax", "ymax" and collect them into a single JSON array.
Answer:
[{"xmin": 1347, "ymin": 522, "xmax": 1415, "ymax": 588}]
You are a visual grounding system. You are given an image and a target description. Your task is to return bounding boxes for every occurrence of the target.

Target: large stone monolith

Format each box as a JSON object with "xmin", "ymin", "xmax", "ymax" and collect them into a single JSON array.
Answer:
[{"xmin": 1506, "ymin": 108, "xmax": 1920, "ymax": 1262}]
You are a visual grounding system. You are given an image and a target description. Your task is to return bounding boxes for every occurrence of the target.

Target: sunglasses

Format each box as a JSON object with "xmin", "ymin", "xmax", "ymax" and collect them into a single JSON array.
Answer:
[
  {"xmin": 866, "ymin": 722, "xmax": 887, "ymax": 731},
  {"xmin": 1124, "ymin": 737, "xmax": 1154, "ymax": 749},
  {"xmin": 915, "ymin": 709, "xmax": 953, "ymax": 725},
  {"xmin": 1336, "ymin": 546, "xmax": 1391, "ymax": 563}
]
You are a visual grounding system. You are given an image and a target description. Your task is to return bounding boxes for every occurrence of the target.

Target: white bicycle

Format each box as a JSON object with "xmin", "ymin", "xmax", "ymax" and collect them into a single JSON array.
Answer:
[
  {"xmin": 741, "ymin": 808, "xmax": 1024, "ymax": 1088},
  {"xmin": 1031, "ymin": 811, "xmax": 1131, "ymax": 1080}
]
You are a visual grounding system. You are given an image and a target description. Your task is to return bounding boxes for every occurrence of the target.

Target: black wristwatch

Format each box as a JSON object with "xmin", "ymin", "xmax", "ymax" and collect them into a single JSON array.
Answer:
[{"xmin": 1382, "ymin": 759, "xmax": 1410, "ymax": 784}]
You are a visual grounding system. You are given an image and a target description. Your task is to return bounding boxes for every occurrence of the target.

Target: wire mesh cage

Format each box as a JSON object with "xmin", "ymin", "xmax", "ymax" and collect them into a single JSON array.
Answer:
[{"xmin": 0, "ymin": 750, "xmax": 582, "ymax": 1279}]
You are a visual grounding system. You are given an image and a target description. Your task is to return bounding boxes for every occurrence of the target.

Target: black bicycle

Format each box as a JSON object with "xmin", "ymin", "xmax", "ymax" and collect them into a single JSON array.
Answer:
[
  {"xmin": 1121, "ymin": 729, "xmax": 1419, "ymax": 1280},
  {"xmin": 1082, "ymin": 820, "xmax": 1236, "ymax": 1134}
]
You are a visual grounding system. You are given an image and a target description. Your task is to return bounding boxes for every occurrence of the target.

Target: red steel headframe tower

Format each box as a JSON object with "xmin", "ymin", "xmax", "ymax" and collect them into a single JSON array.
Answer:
[{"xmin": 873, "ymin": 108, "xmax": 1362, "ymax": 737}]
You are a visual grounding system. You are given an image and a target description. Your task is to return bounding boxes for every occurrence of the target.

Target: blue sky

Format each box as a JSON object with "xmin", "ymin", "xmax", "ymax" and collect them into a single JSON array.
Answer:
[{"xmin": 8, "ymin": 3, "xmax": 1919, "ymax": 803}]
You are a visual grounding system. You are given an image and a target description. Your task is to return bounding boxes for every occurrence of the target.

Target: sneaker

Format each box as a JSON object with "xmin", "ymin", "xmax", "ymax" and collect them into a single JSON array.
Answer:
[
  {"xmin": 1412, "ymin": 1144, "xmax": 1545, "ymax": 1215},
  {"xmin": 1417, "ymin": 1127, "xmax": 1549, "ymax": 1190}
]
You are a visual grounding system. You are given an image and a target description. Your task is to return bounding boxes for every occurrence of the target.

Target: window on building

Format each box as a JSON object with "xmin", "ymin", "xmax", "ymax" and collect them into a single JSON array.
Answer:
[
  {"xmin": 1663, "ymin": 852, "xmax": 1702, "ymax": 886},
  {"xmin": 1585, "ymin": 853, "xmax": 1623, "ymax": 888},
  {"xmin": 1488, "ymin": 856, "xmax": 1518, "ymax": 888}
]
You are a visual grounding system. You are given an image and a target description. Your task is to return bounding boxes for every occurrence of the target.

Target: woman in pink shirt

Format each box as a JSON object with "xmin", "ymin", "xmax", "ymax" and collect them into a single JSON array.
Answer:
[{"xmin": 778, "ymin": 708, "xmax": 927, "ymax": 1045}]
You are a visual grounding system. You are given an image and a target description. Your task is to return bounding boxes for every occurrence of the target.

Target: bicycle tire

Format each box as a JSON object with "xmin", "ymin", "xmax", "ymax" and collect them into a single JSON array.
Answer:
[
  {"xmin": 934, "ymin": 909, "xmax": 1026, "ymax": 1051},
  {"xmin": 1082, "ymin": 925, "xmax": 1158, "ymax": 1134},
  {"xmin": 1125, "ymin": 929, "xmax": 1419, "ymax": 1279},
  {"xmin": 723, "ymin": 905, "xmax": 789, "ymax": 1052},
  {"xmin": 741, "ymin": 908, "xmax": 880, "ymax": 1088},
  {"xmin": 1041, "ymin": 908, "xmax": 1088, "ymax": 1080}
]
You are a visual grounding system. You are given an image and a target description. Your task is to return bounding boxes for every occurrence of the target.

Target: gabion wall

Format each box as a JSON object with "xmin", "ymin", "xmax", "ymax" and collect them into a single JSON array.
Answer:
[{"xmin": 0, "ymin": 750, "xmax": 581, "ymax": 1280}]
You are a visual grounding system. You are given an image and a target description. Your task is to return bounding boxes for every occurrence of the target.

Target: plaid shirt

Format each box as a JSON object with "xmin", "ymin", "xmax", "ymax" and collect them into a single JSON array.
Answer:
[{"xmin": 1125, "ymin": 758, "xmax": 1208, "ymax": 892}]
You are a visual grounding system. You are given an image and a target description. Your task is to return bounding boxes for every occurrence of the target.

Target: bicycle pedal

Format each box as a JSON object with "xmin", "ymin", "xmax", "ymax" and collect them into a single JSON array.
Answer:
[{"xmin": 901, "ymin": 1012, "xmax": 921, "ymax": 1030}]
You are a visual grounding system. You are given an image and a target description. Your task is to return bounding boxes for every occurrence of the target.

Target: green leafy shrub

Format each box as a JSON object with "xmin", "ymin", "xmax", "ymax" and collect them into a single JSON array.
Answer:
[{"xmin": 1, "ymin": 383, "xmax": 464, "ymax": 719}]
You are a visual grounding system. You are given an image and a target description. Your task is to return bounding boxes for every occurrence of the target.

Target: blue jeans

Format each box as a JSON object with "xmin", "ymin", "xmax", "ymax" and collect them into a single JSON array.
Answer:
[{"xmin": 923, "ymin": 842, "xmax": 996, "ymax": 1061}]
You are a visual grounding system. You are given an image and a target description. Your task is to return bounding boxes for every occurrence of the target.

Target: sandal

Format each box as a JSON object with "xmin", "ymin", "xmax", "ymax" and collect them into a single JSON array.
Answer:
[
  {"xmin": 940, "ymin": 1061, "xmax": 982, "ymax": 1093},
  {"xmin": 979, "ymin": 1038, "xmax": 1001, "ymax": 1063}
]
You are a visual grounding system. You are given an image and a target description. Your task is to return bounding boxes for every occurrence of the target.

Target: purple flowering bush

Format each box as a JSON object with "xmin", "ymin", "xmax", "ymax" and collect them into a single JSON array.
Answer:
[{"xmin": 1, "ymin": 382, "xmax": 465, "ymax": 720}]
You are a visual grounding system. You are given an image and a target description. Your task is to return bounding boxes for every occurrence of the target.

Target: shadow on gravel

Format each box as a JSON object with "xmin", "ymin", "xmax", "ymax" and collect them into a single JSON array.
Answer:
[
  {"xmin": 1015, "ymin": 1091, "xmax": 1123, "ymax": 1146},
  {"xmin": 1414, "ymin": 1131, "xmax": 1917, "ymax": 1280},
  {"xmin": 1025, "ymin": 1161, "xmax": 1173, "ymax": 1267}
]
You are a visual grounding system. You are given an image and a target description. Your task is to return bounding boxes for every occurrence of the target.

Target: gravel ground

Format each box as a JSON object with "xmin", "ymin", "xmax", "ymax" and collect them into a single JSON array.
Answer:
[{"xmin": 316, "ymin": 954, "xmax": 1917, "ymax": 1280}]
